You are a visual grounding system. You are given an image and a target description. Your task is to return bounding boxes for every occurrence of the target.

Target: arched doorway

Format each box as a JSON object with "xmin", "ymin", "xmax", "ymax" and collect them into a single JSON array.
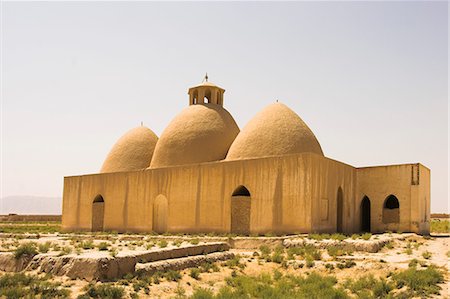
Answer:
[
  {"xmin": 153, "ymin": 195, "xmax": 168, "ymax": 233},
  {"xmin": 383, "ymin": 194, "xmax": 399, "ymax": 223},
  {"xmin": 360, "ymin": 196, "xmax": 371, "ymax": 232},
  {"xmin": 336, "ymin": 187, "xmax": 344, "ymax": 233},
  {"xmin": 92, "ymin": 195, "xmax": 104, "ymax": 232},
  {"xmin": 231, "ymin": 185, "xmax": 251, "ymax": 235}
]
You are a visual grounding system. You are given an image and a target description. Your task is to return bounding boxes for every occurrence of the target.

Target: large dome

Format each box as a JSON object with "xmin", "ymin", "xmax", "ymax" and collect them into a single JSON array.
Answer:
[
  {"xmin": 101, "ymin": 126, "xmax": 158, "ymax": 173},
  {"xmin": 226, "ymin": 103, "xmax": 323, "ymax": 160},
  {"xmin": 150, "ymin": 103, "xmax": 239, "ymax": 168}
]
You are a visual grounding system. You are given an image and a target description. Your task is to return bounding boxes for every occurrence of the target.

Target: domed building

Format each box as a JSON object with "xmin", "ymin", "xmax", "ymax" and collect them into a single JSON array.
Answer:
[{"xmin": 62, "ymin": 77, "xmax": 431, "ymax": 235}]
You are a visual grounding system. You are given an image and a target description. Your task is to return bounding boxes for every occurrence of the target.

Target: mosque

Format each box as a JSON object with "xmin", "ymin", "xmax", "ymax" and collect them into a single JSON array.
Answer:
[{"xmin": 61, "ymin": 77, "xmax": 430, "ymax": 235}]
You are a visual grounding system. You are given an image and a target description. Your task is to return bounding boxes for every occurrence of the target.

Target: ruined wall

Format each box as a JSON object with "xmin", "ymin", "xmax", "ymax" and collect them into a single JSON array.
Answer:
[{"xmin": 356, "ymin": 163, "xmax": 430, "ymax": 234}]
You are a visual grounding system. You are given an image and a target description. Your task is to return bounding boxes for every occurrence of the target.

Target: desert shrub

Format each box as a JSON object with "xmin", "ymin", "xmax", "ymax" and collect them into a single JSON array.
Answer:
[
  {"xmin": 344, "ymin": 274, "xmax": 393, "ymax": 298},
  {"xmin": 215, "ymin": 271, "xmax": 347, "ymax": 298},
  {"xmin": 385, "ymin": 241, "xmax": 394, "ymax": 249},
  {"xmin": 38, "ymin": 242, "xmax": 51, "ymax": 253},
  {"xmin": 0, "ymin": 273, "xmax": 69, "ymax": 298},
  {"xmin": 393, "ymin": 265, "xmax": 444, "ymax": 297},
  {"xmin": 408, "ymin": 259, "xmax": 418, "ymax": 268},
  {"xmin": 259, "ymin": 245, "xmax": 271, "ymax": 256},
  {"xmin": 172, "ymin": 240, "xmax": 183, "ymax": 247},
  {"xmin": 158, "ymin": 240, "xmax": 168, "ymax": 248},
  {"xmin": 327, "ymin": 246, "xmax": 346, "ymax": 257},
  {"xmin": 190, "ymin": 287, "xmax": 214, "ymax": 299},
  {"xmin": 270, "ymin": 246, "xmax": 285, "ymax": 264},
  {"xmin": 80, "ymin": 240, "xmax": 94, "ymax": 250},
  {"xmin": 190, "ymin": 268, "xmax": 201, "ymax": 280},
  {"xmin": 422, "ymin": 251, "xmax": 432, "ymax": 259},
  {"xmin": 200, "ymin": 262, "xmax": 219, "ymax": 273},
  {"xmin": 325, "ymin": 263, "xmax": 335, "ymax": 271},
  {"xmin": 430, "ymin": 219, "xmax": 450, "ymax": 233},
  {"xmin": 336, "ymin": 260, "xmax": 356, "ymax": 269},
  {"xmin": 190, "ymin": 238, "xmax": 200, "ymax": 245},
  {"xmin": 14, "ymin": 243, "xmax": 37, "ymax": 259},
  {"xmin": 330, "ymin": 233, "xmax": 346, "ymax": 241},
  {"xmin": 58, "ymin": 246, "xmax": 72, "ymax": 256},
  {"xmin": 361, "ymin": 233, "xmax": 372, "ymax": 240},
  {"xmin": 225, "ymin": 255, "xmax": 245, "ymax": 269},
  {"xmin": 164, "ymin": 270, "xmax": 182, "ymax": 282},
  {"xmin": 109, "ymin": 247, "xmax": 118, "ymax": 257},
  {"xmin": 97, "ymin": 242, "xmax": 109, "ymax": 251},
  {"xmin": 78, "ymin": 283, "xmax": 124, "ymax": 299},
  {"xmin": 305, "ymin": 256, "xmax": 315, "ymax": 268}
]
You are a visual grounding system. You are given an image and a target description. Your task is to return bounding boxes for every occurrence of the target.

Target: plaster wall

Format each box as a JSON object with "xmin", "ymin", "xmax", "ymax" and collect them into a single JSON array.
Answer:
[
  {"xmin": 61, "ymin": 155, "xmax": 430, "ymax": 235},
  {"xmin": 308, "ymin": 155, "xmax": 357, "ymax": 234},
  {"xmin": 62, "ymin": 153, "xmax": 315, "ymax": 234},
  {"xmin": 356, "ymin": 164, "xmax": 430, "ymax": 234}
]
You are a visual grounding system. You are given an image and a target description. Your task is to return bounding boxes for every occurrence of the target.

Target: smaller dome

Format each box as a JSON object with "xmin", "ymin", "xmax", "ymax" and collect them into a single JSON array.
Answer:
[
  {"xmin": 226, "ymin": 103, "xmax": 323, "ymax": 160},
  {"xmin": 101, "ymin": 126, "xmax": 158, "ymax": 173}
]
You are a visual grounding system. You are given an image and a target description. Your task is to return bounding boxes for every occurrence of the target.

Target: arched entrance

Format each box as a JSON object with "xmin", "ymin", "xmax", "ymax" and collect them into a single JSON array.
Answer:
[
  {"xmin": 153, "ymin": 195, "xmax": 168, "ymax": 233},
  {"xmin": 231, "ymin": 185, "xmax": 251, "ymax": 235},
  {"xmin": 336, "ymin": 187, "xmax": 344, "ymax": 233},
  {"xmin": 360, "ymin": 196, "xmax": 371, "ymax": 232},
  {"xmin": 92, "ymin": 195, "xmax": 104, "ymax": 232},
  {"xmin": 383, "ymin": 194, "xmax": 399, "ymax": 223}
]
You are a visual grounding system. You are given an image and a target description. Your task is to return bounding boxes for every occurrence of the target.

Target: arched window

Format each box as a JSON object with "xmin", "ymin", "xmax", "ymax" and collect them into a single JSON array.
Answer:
[
  {"xmin": 383, "ymin": 195, "xmax": 400, "ymax": 223},
  {"xmin": 232, "ymin": 185, "xmax": 250, "ymax": 197},
  {"xmin": 92, "ymin": 194, "xmax": 105, "ymax": 231},
  {"xmin": 231, "ymin": 185, "xmax": 251, "ymax": 234}
]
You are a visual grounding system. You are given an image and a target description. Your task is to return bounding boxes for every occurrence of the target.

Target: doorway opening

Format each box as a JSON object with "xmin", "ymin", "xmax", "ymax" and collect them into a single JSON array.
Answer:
[
  {"xmin": 361, "ymin": 196, "xmax": 371, "ymax": 232},
  {"xmin": 231, "ymin": 185, "xmax": 251, "ymax": 235},
  {"xmin": 336, "ymin": 187, "xmax": 344, "ymax": 233},
  {"xmin": 92, "ymin": 195, "xmax": 104, "ymax": 232},
  {"xmin": 153, "ymin": 195, "xmax": 168, "ymax": 233}
]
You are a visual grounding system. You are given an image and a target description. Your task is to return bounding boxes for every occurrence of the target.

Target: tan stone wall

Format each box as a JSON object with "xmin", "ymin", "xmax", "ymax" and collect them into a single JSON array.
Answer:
[
  {"xmin": 308, "ymin": 155, "xmax": 357, "ymax": 234},
  {"xmin": 62, "ymin": 153, "xmax": 314, "ymax": 234},
  {"xmin": 62, "ymin": 154, "xmax": 430, "ymax": 235},
  {"xmin": 356, "ymin": 164, "xmax": 430, "ymax": 234}
]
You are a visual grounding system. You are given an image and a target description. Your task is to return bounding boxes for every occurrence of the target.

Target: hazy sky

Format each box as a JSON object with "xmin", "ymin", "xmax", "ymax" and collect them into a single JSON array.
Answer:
[{"xmin": 1, "ymin": 1, "xmax": 448, "ymax": 213}]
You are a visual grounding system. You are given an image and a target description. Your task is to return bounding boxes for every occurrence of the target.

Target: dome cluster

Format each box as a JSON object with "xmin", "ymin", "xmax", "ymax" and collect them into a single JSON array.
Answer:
[{"xmin": 100, "ymin": 82, "xmax": 323, "ymax": 173}]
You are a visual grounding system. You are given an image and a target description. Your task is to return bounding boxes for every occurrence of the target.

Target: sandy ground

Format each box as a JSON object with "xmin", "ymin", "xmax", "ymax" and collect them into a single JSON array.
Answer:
[{"xmin": 0, "ymin": 233, "xmax": 448, "ymax": 298}]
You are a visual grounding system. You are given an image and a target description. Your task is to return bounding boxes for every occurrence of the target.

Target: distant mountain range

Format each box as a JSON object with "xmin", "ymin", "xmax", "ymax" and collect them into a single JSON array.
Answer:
[{"xmin": 0, "ymin": 196, "xmax": 62, "ymax": 215}]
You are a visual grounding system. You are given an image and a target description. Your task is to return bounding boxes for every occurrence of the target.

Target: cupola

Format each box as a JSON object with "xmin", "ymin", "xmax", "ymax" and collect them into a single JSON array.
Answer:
[{"xmin": 188, "ymin": 73, "xmax": 225, "ymax": 106}]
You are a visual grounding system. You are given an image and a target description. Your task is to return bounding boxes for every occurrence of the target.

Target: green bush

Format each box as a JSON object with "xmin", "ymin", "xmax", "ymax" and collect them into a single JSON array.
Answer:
[
  {"xmin": 208, "ymin": 271, "xmax": 349, "ymax": 298},
  {"xmin": 190, "ymin": 288, "xmax": 214, "ymax": 299},
  {"xmin": 430, "ymin": 219, "xmax": 449, "ymax": 233},
  {"xmin": 393, "ymin": 265, "xmax": 444, "ymax": 297},
  {"xmin": 158, "ymin": 240, "xmax": 168, "ymax": 248},
  {"xmin": 78, "ymin": 283, "xmax": 124, "ymax": 299},
  {"xmin": 361, "ymin": 233, "xmax": 372, "ymax": 240},
  {"xmin": 97, "ymin": 242, "xmax": 109, "ymax": 251},
  {"xmin": 190, "ymin": 238, "xmax": 200, "ymax": 245},
  {"xmin": 0, "ymin": 273, "xmax": 69, "ymax": 298},
  {"xmin": 259, "ymin": 245, "xmax": 271, "ymax": 255},
  {"xmin": 422, "ymin": 251, "xmax": 432, "ymax": 259},
  {"xmin": 164, "ymin": 270, "xmax": 182, "ymax": 282},
  {"xmin": 38, "ymin": 242, "xmax": 51, "ymax": 253},
  {"xmin": 190, "ymin": 268, "xmax": 201, "ymax": 280},
  {"xmin": 344, "ymin": 274, "xmax": 393, "ymax": 298},
  {"xmin": 80, "ymin": 240, "xmax": 94, "ymax": 250},
  {"xmin": 336, "ymin": 260, "xmax": 356, "ymax": 269},
  {"xmin": 14, "ymin": 243, "xmax": 38, "ymax": 259}
]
